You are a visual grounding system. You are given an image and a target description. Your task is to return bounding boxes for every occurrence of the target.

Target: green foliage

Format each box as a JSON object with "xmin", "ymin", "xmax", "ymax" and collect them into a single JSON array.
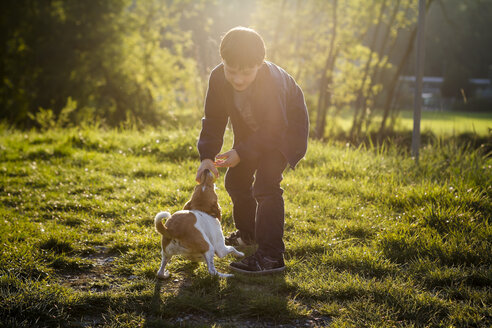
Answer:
[
  {"xmin": 0, "ymin": 127, "xmax": 490, "ymax": 326},
  {"xmin": 27, "ymin": 97, "xmax": 77, "ymax": 130},
  {"xmin": 425, "ymin": 0, "xmax": 492, "ymax": 79},
  {"xmin": 27, "ymin": 107, "xmax": 57, "ymax": 131},
  {"xmin": 253, "ymin": 0, "xmax": 420, "ymax": 138},
  {"xmin": 0, "ymin": 0, "xmax": 201, "ymax": 128},
  {"xmin": 2, "ymin": 0, "xmax": 492, "ymax": 139}
]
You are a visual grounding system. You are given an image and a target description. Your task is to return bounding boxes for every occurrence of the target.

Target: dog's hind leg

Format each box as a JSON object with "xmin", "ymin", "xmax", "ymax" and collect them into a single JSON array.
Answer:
[
  {"xmin": 214, "ymin": 243, "xmax": 244, "ymax": 259},
  {"xmin": 157, "ymin": 253, "xmax": 172, "ymax": 279},
  {"xmin": 217, "ymin": 246, "xmax": 244, "ymax": 258},
  {"xmin": 212, "ymin": 232, "xmax": 244, "ymax": 259},
  {"xmin": 203, "ymin": 249, "xmax": 233, "ymax": 278}
]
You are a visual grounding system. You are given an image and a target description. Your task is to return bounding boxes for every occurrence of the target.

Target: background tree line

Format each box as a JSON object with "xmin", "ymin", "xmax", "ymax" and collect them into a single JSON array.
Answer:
[{"xmin": 1, "ymin": 0, "xmax": 491, "ymax": 138}]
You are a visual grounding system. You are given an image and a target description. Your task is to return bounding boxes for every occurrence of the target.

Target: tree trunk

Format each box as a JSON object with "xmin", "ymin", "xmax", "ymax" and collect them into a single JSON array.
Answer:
[
  {"xmin": 269, "ymin": 0, "xmax": 287, "ymax": 63},
  {"xmin": 363, "ymin": 0, "xmax": 402, "ymax": 129},
  {"xmin": 378, "ymin": 0, "xmax": 435, "ymax": 138},
  {"xmin": 315, "ymin": 0, "xmax": 338, "ymax": 139},
  {"xmin": 377, "ymin": 27, "xmax": 417, "ymax": 137},
  {"xmin": 350, "ymin": 0, "xmax": 388, "ymax": 139},
  {"xmin": 293, "ymin": 0, "xmax": 304, "ymax": 81}
]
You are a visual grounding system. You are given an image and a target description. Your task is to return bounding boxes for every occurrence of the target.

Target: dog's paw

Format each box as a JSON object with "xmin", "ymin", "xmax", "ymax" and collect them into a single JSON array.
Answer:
[
  {"xmin": 235, "ymin": 251, "xmax": 245, "ymax": 258},
  {"xmin": 156, "ymin": 270, "xmax": 170, "ymax": 279}
]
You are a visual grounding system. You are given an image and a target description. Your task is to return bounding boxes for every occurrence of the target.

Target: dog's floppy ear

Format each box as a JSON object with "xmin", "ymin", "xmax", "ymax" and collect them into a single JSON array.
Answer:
[
  {"xmin": 183, "ymin": 199, "xmax": 192, "ymax": 210},
  {"xmin": 210, "ymin": 202, "xmax": 221, "ymax": 220}
]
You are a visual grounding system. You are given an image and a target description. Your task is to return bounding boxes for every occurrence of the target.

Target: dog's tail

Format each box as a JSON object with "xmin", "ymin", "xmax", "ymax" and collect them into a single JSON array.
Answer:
[{"xmin": 154, "ymin": 211, "xmax": 171, "ymax": 238}]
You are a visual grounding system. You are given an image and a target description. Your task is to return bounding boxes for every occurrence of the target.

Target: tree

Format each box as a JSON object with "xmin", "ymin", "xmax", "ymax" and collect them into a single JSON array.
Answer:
[
  {"xmin": 315, "ymin": 0, "xmax": 338, "ymax": 140},
  {"xmin": 350, "ymin": 0, "xmax": 388, "ymax": 140},
  {"xmin": 255, "ymin": 0, "xmax": 410, "ymax": 138},
  {"xmin": 378, "ymin": 0, "xmax": 434, "ymax": 137},
  {"xmin": 0, "ymin": 0, "xmax": 200, "ymax": 128}
]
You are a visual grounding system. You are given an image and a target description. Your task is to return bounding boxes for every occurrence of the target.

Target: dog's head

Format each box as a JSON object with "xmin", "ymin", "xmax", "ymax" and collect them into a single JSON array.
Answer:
[{"xmin": 183, "ymin": 169, "xmax": 221, "ymax": 220}]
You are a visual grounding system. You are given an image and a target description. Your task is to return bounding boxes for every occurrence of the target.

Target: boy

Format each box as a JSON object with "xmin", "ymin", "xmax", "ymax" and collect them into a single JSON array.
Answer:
[{"xmin": 195, "ymin": 26, "xmax": 309, "ymax": 274}]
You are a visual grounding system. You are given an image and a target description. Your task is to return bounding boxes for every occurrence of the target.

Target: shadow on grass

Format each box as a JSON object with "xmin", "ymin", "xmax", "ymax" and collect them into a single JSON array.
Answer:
[{"xmin": 145, "ymin": 268, "xmax": 326, "ymax": 327}]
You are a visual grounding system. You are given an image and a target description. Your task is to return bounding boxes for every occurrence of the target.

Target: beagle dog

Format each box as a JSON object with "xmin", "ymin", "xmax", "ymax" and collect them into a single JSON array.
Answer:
[{"xmin": 154, "ymin": 169, "xmax": 244, "ymax": 278}]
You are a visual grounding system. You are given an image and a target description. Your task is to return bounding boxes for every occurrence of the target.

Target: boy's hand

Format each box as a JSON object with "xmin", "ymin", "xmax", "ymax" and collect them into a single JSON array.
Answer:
[
  {"xmin": 215, "ymin": 150, "xmax": 240, "ymax": 168},
  {"xmin": 196, "ymin": 159, "xmax": 219, "ymax": 183}
]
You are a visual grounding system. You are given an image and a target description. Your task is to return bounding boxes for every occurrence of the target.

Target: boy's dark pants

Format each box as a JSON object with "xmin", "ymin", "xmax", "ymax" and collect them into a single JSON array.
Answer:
[{"xmin": 225, "ymin": 149, "xmax": 287, "ymax": 258}]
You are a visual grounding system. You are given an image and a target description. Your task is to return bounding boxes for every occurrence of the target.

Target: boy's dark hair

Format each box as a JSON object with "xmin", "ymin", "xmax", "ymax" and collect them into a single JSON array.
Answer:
[{"xmin": 220, "ymin": 27, "xmax": 266, "ymax": 69}]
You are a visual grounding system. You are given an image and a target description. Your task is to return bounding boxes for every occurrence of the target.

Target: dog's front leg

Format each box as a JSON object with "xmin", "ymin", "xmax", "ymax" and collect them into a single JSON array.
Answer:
[
  {"xmin": 203, "ymin": 249, "xmax": 233, "ymax": 278},
  {"xmin": 216, "ymin": 245, "xmax": 244, "ymax": 258},
  {"xmin": 157, "ymin": 253, "xmax": 172, "ymax": 279}
]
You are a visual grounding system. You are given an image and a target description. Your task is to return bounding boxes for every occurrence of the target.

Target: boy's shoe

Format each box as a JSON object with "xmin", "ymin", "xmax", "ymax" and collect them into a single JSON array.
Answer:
[
  {"xmin": 229, "ymin": 252, "xmax": 285, "ymax": 275},
  {"xmin": 225, "ymin": 231, "xmax": 255, "ymax": 247}
]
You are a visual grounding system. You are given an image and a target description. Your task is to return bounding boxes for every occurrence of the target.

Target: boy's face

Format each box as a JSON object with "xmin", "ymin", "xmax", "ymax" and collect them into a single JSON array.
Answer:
[{"xmin": 223, "ymin": 61, "xmax": 261, "ymax": 91}]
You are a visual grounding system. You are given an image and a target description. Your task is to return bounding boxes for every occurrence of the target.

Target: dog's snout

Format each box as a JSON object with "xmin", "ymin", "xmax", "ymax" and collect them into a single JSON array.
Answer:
[{"xmin": 200, "ymin": 169, "xmax": 215, "ymax": 185}]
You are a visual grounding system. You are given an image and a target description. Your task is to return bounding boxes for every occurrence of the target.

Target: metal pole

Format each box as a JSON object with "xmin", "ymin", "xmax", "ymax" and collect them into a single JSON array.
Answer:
[{"xmin": 412, "ymin": 0, "xmax": 426, "ymax": 163}]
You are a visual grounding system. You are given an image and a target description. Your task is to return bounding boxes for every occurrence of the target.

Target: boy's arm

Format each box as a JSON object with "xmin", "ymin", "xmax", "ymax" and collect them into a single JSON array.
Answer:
[
  {"xmin": 285, "ymin": 80, "xmax": 309, "ymax": 156},
  {"xmin": 197, "ymin": 71, "xmax": 228, "ymax": 163}
]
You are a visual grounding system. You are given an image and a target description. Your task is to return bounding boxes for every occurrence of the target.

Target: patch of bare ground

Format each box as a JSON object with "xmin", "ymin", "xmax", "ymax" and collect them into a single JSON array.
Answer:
[{"xmin": 59, "ymin": 246, "xmax": 120, "ymax": 292}]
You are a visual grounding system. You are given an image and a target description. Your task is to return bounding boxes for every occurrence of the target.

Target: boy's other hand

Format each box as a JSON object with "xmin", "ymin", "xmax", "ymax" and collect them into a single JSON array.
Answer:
[
  {"xmin": 215, "ymin": 149, "xmax": 240, "ymax": 168},
  {"xmin": 196, "ymin": 159, "xmax": 219, "ymax": 183}
]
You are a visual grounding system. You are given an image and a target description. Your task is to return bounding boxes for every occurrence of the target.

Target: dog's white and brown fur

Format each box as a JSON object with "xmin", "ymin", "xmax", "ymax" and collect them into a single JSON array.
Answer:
[{"xmin": 154, "ymin": 170, "xmax": 244, "ymax": 278}]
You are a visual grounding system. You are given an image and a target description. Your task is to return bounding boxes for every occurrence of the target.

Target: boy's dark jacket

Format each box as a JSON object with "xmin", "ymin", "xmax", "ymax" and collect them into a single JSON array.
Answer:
[{"xmin": 198, "ymin": 61, "xmax": 309, "ymax": 169}]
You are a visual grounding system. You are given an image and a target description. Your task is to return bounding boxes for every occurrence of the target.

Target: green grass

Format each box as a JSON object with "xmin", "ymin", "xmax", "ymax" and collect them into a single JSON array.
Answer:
[
  {"xmin": 397, "ymin": 110, "xmax": 492, "ymax": 135},
  {"xmin": 0, "ymin": 124, "xmax": 491, "ymax": 327},
  {"xmin": 334, "ymin": 109, "xmax": 492, "ymax": 136}
]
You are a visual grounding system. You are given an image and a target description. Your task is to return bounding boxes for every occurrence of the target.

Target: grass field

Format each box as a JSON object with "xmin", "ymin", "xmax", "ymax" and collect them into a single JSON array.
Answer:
[
  {"xmin": 334, "ymin": 109, "xmax": 492, "ymax": 136},
  {"xmin": 396, "ymin": 110, "xmax": 492, "ymax": 135},
  {"xmin": 0, "ymin": 123, "xmax": 491, "ymax": 327}
]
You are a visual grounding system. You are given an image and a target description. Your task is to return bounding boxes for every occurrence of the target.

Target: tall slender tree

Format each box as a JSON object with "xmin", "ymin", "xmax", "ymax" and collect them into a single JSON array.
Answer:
[
  {"xmin": 350, "ymin": 0, "xmax": 388, "ymax": 139},
  {"xmin": 315, "ymin": 0, "xmax": 338, "ymax": 139}
]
